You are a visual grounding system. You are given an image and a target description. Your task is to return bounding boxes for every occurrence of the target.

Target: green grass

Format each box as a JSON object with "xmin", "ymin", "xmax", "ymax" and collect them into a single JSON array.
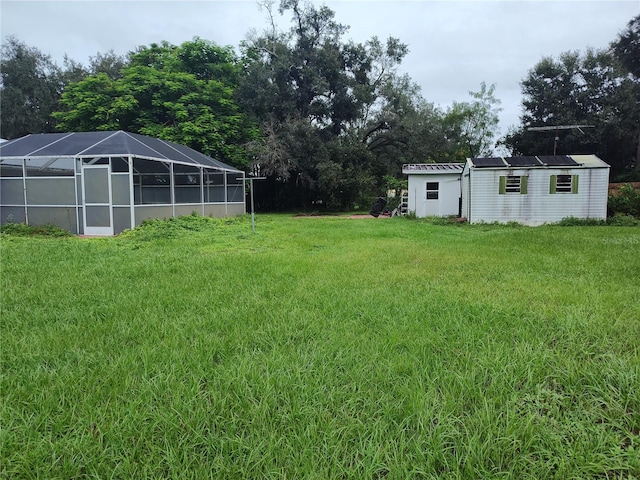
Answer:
[{"xmin": 1, "ymin": 215, "xmax": 639, "ymax": 479}]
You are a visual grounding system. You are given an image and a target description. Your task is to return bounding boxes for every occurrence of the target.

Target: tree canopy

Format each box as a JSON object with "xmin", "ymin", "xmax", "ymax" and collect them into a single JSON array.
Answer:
[
  {"xmin": 236, "ymin": 0, "xmax": 413, "ymax": 209},
  {"xmin": 237, "ymin": 0, "xmax": 502, "ymax": 210},
  {"xmin": 502, "ymin": 14, "xmax": 640, "ymax": 180},
  {"xmin": 52, "ymin": 38, "xmax": 257, "ymax": 168},
  {"xmin": 0, "ymin": 36, "xmax": 63, "ymax": 138}
]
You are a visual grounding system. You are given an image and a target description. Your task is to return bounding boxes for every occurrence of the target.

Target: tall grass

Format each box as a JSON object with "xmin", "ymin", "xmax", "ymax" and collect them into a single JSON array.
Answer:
[{"xmin": 1, "ymin": 215, "xmax": 639, "ymax": 478}]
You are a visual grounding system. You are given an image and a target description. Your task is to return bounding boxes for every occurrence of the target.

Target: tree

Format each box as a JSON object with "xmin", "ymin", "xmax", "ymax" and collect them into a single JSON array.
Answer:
[
  {"xmin": 502, "ymin": 43, "xmax": 640, "ymax": 179},
  {"xmin": 238, "ymin": 0, "xmax": 410, "ymax": 209},
  {"xmin": 88, "ymin": 50, "xmax": 127, "ymax": 80},
  {"xmin": 358, "ymin": 77, "xmax": 502, "ymax": 184},
  {"xmin": 0, "ymin": 36, "xmax": 63, "ymax": 138},
  {"xmin": 612, "ymin": 14, "xmax": 640, "ymax": 78},
  {"xmin": 53, "ymin": 38, "xmax": 257, "ymax": 168},
  {"xmin": 443, "ymin": 82, "xmax": 502, "ymax": 158},
  {"xmin": 611, "ymin": 14, "xmax": 640, "ymax": 179}
]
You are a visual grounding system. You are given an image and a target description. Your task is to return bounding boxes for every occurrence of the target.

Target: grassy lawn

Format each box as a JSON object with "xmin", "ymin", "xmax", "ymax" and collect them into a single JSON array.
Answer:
[{"xmin": 1, "ymin": 214, "xmax": 639, "ymax": 479}]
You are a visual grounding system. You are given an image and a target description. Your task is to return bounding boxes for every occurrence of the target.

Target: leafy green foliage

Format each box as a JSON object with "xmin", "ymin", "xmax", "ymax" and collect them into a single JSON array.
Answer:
[
  {"xmin": 239, "ymin": 1, "xmax": 412, "ymax": 209},
  {"xmin": 118, "ymin": 213, "xmax": 248, "ymax": 241},
  {"xmin": 240, "ymin": 2, "xmax": 503, "ymax": 210},
  {"xmin": 53, "ymin": 38, "xmax": 258, "ymax": 168},
  {"xmin": 361, "ymin": 77, "xmax": 483, "ymax": 169},
  {"xmin": 613, "ymin": 14, "xmax": 640, "ymax": 78},
  {"xmin": 0, "ymin": 37, "xmax": 129, "ymax": 139},
  {"xmin": 607, "ymin": 213, "xmax": 640, "ymax": 226},
  {"xmin": 553, "ymin": 213, "xmax": 639, "ymax": 226},
  {"xmin": 442, "ymin": 82, "xmax": 502, "ymax": 159},
  {"xmin": 608, "ymin": 184, "xmax": 640, "ymax": 218},
  {"xmin": 0, "ymin": 222, "xmax": 72, "ymax": 237},
  {"xmin": 0, "ymin": 36, "xmax": 63, "ymax": 138}
]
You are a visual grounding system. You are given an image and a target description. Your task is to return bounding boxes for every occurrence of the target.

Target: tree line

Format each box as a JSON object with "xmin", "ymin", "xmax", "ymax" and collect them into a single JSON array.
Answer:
[{"xmin": 1, "ymin": 1, "xmax": 638, "ymax": 210}]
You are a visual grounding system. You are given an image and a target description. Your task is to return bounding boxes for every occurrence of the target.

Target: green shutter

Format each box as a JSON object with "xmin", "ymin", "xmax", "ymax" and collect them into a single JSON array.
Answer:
[
  {"xmin": 549, "ymin": 175, "xmax": 557, "ymax": 194},
  {"xmin": 572, "ymin": 175, "xmax": 579, "ymax": 194},
  {"xmin": 499, "ymin": 176, "xmax": 506, "ymax": 194},
  {"xmin": 520, "ymin": 176, "xmax": 528, "ymax": 194}
]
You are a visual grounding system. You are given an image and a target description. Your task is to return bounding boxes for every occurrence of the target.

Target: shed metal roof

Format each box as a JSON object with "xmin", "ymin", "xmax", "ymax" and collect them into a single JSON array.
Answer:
[
  {"xmin": 403, "ymin": 163, "xmax": 464, "ymax": 174},
  {"xmin": 0, "ymin": 131, "xmax": 241, "ymax": 172}
]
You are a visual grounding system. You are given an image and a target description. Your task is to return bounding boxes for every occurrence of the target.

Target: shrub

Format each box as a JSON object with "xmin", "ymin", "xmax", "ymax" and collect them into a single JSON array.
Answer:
[
  {"xmin": 608, "ymin": 184, "xmax": 640, "ymax": 218},
  {"xmin": 117, "ymin": 214, "xmax": 247, "ymax": 241},
  {"xmin": 556, "ymin": 217, "xmax": 607, "ymax": 226},
  {"xmin": 554, "ymin": 215, "xmax": 639, "ymax": 227},
  {"xmin": 0, "ymin": 222, "xmax": 72, "ymax": 237},
  {"xmin": 607, "ymin": 214, "xmax": 640, "ymax": 226}
]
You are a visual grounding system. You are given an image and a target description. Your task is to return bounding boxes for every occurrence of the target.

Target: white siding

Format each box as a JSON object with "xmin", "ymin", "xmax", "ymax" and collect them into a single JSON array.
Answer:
[
  {"xmin": 468, "ymin": 167, "xmax": 609, "ymax": 225},
  {"xmin": 407, "ymin": 172, "xmax": 461, "ymax": 217}
]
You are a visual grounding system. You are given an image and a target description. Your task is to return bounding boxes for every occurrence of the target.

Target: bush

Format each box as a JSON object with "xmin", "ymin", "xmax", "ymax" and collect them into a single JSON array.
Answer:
[
  {"xmin": 117, "ymin": 214, "xmax": 247, "ymax": 241},
  {"xmin": 0, "ymin": 222, "xmax": 72, "ymax": 237},
  {"xmin": 607, "ymin": 214, "xmax": 640, "ymax": 226},
  {"xmin": 554, "ymin": 215, "xmax": 639, "ymax": 227},
  {"xmin": 608, "ymin": 184, "xmax": 640, "ymax": 218},
  {"xmin": 556, "ymin": 217, "xmax": 607, "ymax": 226}
]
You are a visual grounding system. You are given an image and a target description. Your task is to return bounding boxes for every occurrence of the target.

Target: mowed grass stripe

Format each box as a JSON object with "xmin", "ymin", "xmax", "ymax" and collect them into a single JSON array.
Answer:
[{"xmin": 1, "ymin": 215, "xmax": 639, "ymax": 478}]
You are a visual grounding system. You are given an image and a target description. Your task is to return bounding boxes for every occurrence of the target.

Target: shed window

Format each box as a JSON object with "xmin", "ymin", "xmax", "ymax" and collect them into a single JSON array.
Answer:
[
  {"xmin": 499, "ymin": 175, "xmax": 527, "ymax": 194},
  {"xmin": 550, "ymin": 174, "xmax": 578, "ymax": 194},
  {"xmin": 426, "ymin": 182, "xmax": 439, "ymax": 200}
]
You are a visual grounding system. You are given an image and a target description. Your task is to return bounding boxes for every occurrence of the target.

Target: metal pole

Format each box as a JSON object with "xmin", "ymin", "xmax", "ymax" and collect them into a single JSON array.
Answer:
[
  {"xmin": 250, "ymin": 178, "xmax": 256, "ymax": 232},
  {"xmin": 238, "ymin": 176, "xmax": 265, "ymax": 232}
]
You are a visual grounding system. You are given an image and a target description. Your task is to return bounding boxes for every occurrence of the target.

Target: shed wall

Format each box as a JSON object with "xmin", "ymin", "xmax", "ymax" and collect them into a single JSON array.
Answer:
[
  {"xmin": 407, "ymin": 172, "xmax": 461, "ymax": 217},
  {"xmin": 467, "ymin": 167, "xmax": 609, "ymax": 225}
]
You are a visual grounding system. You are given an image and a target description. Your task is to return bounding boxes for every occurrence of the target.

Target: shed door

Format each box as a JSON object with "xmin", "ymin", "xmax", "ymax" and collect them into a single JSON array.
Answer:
[
  {"xmin": 82, "ymin": 165, "xmax": 113, "ymax": 236},
  {"xmin": 425, "ymin": 182, "xmax": 439, "ymax": 216}
]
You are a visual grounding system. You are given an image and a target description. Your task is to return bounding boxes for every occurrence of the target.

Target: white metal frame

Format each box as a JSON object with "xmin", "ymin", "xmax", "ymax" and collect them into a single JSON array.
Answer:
[{"xmin": 81, "ymin": 164, "xmax": 114, "ymax": 236}]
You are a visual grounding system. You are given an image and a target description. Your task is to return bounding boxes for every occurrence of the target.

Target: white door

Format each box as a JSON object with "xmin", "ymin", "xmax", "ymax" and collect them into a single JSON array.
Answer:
[
  {"xmin": 82, "ymin": 165, "xmax": 113, "ymax": 236},
  {"xmin": 425, "ymin": 182, "xmax": 439, "ymax": 216}
]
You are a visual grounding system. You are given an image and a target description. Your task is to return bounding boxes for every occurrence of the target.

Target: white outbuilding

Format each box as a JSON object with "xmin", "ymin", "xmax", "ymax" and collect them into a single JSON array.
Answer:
[
  {"xmin": 402, "ymin": 163, "xmax": 464, "ymax": 217},
  {"xmin": 461, "ymin": 154, "xmax": 610, "ymax": 225}
]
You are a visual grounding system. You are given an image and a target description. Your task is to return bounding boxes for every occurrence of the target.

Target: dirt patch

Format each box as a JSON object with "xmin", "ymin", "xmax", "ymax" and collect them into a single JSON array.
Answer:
[{"xmin": 293, "ymin": 214, "xmax": 390, "ymax": 219}]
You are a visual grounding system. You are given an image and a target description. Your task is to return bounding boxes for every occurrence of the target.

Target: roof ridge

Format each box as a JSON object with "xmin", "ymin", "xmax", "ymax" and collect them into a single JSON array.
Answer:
[{"xmin": 76, "ymin": 131, "xmax": 123, "ymax": 156}]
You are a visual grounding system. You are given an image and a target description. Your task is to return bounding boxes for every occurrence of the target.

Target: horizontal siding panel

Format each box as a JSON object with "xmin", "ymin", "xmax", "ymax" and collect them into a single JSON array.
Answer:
[{"xmin": 468, "ymin": 167, "xmax": 609, "ymax": 225}]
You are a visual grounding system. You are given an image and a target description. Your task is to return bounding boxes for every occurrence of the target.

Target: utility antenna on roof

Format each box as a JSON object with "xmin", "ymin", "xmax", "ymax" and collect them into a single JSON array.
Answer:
[{"xmin": 527, "ymin": 125, "xmax": 594, "ymax": 155}]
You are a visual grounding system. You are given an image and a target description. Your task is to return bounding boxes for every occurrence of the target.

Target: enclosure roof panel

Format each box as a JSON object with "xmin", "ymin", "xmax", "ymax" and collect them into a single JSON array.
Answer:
[{"xmin": 0, "ymin": 131, "xmax": 241, "ymax": 172}]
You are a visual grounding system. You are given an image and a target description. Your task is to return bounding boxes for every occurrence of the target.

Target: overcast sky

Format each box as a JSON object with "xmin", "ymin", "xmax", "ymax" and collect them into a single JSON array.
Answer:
[{"xmin": 1, "ymin": 0, "xmax": 638, "ymax": 139}]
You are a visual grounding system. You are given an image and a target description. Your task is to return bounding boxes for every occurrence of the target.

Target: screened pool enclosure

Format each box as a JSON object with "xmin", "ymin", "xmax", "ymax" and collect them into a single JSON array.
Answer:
[{"xmin": 0, "ymin": 131, "xmax": 245, "ymax": 235}]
